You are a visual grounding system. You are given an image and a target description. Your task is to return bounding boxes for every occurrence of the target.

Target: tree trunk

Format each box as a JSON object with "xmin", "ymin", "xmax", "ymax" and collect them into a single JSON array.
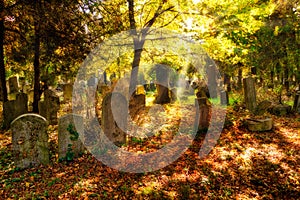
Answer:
[
  {"xmin": 0, "ymin": 0, "xmax": 8, "ymax": 103},
  {"xmin": 237, "ymin": 68, "xmax": 243, "ymax": 91},
  {"xmin": 32, "ymin": 3, "xmax": 41, "ymax": 113},
  {"xmin": 224, "ymin": 73, "xmax": 231, "ymax": 92}
]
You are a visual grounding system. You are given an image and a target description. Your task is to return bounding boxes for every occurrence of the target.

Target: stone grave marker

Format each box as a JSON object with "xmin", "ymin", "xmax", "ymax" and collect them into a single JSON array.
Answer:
[
  {"xmin": 245, "ymin": 118, "xmax": 273, "ymax": 132},
  {"xmin": 8, "ymin": 76, "xmax": 19, "ymax": 93},
  {"xmin": 293, "ymin": 91, "xmax": 300, "ymax": 114},
  {"xmin": 58, "ymin": 114, "xmax": 84, "ymax": 161},
  {"xmin": 11, "ymin": 114, "xmax": 49, "ymax": 169},
  {"xmin": 3, "ymin": 93, "xmax": 28, "ymax": 129},
  {"xmin": 102, "ymin": 92, "xmax": 127, "ymax": 146},
  {"xmin": 39, "ymin": 89, "xmax": 60, "ymax": 125},
  {"xmin": 220, "ymin": 90, "xmax": 229, "ymax": 106}
]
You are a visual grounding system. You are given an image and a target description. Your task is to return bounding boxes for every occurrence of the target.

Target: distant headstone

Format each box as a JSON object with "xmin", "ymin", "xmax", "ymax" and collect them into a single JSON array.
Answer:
[
  {"xmin": 220, "ymin": 90, "xmax": 229, "ymax": 105},
  {"xmin": 155, "ymin": 64, "xmax": 170, "ymax": 104},
  {"xmin": 243, "ymin": 77, "xmax": 257, "ymax": 113},
  {"xmin": 196, "ymin": 97, "xmax": 211, "ymax": 131},
  {"xmin": 58, "ymin": 114, "xmax": 84, "ymax": 161},
  {"xmin": 102, "ymin": 92, "xmax": 127, "ymax": 146},
  {"xmin": 293, "ymin": 91, "xmax": 300, "ymax": 114},
  {"xmin": 8, "ymin": 76, "xmax": 19, "ymax": 93},
  {"xmin": 11, "ymin": 114, "xmax": 49, "ymax": 169},
  {"xmin": 3, "ymin": 93, "xmax": 28, "ymax": 129},
  {"xmin": 63, "ymin": 83, "xmax": 73, "ymax": 102},
  {"xmin": 39, "ymin": 89, "xmax": 60, "ymax": 125}
]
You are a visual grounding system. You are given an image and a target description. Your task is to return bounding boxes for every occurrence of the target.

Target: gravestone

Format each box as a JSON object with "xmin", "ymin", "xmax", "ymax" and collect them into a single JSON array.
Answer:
[
  {"xmin": 243, "ymin": 77, "xmax": 257, "ymax": 113},
  {"xmin": 63, "ymin": 83, "xmax": 73, "ymax": 102},
  {"xmin": 102, "ymin": 92, "xmax": 127, "ymax": 146},
  {"xmin": 3, "ymin": 93, "xmax": 28, "ymax": 129},
  {"xmin": 196, "ymin": 97, "xmax": 211, "ymax": 131},
  {"xmin": 220, "ymin": 90, "xmax": 229, "ymax": 105},
  {"xmin": 155, "ymin": 65, "xmax": 171, "ymax": 104},
  {"xmin": 207, "ymin": 65, "xmax": 218, "ymax": 98},
  {"xmin": 8, "ymin": 76, "xmax": 19, "ymax": 93},
  {"xmin": 58, "ymin": 114, "xmax": 84, "ymax": 160},
  {"xmin": 269, "ymin": 104, "xmax": 292, "ymax": 116},
  {"xmin": 293, "ymin": 91, "xmax": 300, "ymax": 114},
  {"xmin": 39, "ymin": 89, "xmax": 60, "ymax": 125},
  {"xmin": 11, "ymin": 114, "xmax": 49, "ymax": 169}
]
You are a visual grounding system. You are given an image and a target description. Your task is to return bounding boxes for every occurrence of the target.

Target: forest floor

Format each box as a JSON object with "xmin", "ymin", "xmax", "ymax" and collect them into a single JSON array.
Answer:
[{"xmin": 0, "ymin": 101, "xmax": 299, "ymax": 199}]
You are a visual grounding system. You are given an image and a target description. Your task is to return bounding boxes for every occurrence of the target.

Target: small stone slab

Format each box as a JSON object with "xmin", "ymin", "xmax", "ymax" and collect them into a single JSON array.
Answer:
[
  {"xmin": 246, "ymin": 118, "xmax": 273, "ymax": 132},
  {"xmin": 58, "ymin": 114, "xmax": 84, "ymax": 161},
  {"xmin": 11, "ymin": 114, "xmax": 49, "ymax": 169}
]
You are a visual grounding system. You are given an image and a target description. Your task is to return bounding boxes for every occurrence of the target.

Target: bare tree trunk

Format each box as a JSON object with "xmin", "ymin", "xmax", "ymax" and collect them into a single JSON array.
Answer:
[
  {"xmin": 0, "ymin": 0, "xmax": 8, "ymax": 103},
  {"xmin": 32, "ymin": 2, "xmax": 41, "ymax": 113}
]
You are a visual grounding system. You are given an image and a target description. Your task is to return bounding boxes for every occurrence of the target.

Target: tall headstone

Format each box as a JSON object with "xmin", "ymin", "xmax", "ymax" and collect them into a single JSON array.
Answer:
[
  {"xmin": 39, "ymin": 89, "xmax": 60, "ymax": 125},
  {"xmin": 243, "ymin": 77, "xmax": 257, "ymax": 113},
  {"xmin": 196, "ymin": 97, "xmax": 211, "ymax": 131},
  {"xmin": 8, "ymin": 76, "xmax": 19, "ymax": 93},
  {"xmin": 3, "ymin": 93, "xmax": 28, "ymax": 129},
  {"xmin": 293, "ymin": 91, "xmax": 300, "ymax": 114},
  {"xmin": 102, "ymin": 92, "xmax": 127, "ymax": 146},
  {"xmin": 220, "ymin": 90, "xmax": 229, "ymax": 106},
  {"xmin": 155, "ymin": 64, "xmax": 170, "ymax": 104},
  {"xmin": 207, "ymin": 65, "xmax": 218, "ymax": 98},
  {"xmin": 11, "ymin": 114, "xmax": 49, "ymax": 169},
  {"xmin": 58, "ymin": 114, "xmax": 84, "ymax": 160}
]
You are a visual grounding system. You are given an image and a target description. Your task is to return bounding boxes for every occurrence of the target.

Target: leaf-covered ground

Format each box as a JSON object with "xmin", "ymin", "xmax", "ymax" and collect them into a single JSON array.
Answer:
[{"xmin": 0, "ymin": 102, "xmax": 299, "ymax": 199}]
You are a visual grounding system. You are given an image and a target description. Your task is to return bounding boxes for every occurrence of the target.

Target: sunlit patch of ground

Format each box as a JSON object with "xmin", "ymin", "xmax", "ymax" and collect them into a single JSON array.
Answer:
[{"xmin": 0, "ymin": 101, "xmax": 299, "ymax": 199}]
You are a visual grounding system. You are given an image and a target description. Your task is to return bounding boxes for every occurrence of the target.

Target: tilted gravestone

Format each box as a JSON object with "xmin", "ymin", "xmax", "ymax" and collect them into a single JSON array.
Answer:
[
  {"xmin": 8, "ymin": 76, "xmax": 19, "ymax": 93},
  {"xmin": 102, "ymin": 92, "xmax": 127, "ymax": 146},
  {"xmin": 11, "ymin": 114, "xmax": 49, "ymax": 169},
  {"xmin": 58, "ymin": 114, "xmax": 84, "ymax": 161},
  {"xmin": 39, "ymin": 89, "xmax": 60, "ymax": 125},
  {"xmin": 3, "ymin": 93, "xmax": 28, "ymax": 129}
]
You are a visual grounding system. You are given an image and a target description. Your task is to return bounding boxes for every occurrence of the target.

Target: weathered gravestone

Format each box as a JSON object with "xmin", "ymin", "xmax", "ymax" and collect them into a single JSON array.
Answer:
[
  {"xmin": 58, "ymin": 114, "xmax": 84, "ymax": 161},
  {"xmin": 269, "ymin": 104, "xmax": 292, "ymax": 116},
  {"xmin": 8, "ymin": 76, "xmax": 19, "ymax": 93},
  {"xmin": 220, "ymin": 90, "xmax": 229, "ymax": 106},
  {"xmin": 11, "ymin": 114, "xmax": 49, "ymax": 169},
  {"xmin": 63, "ymin": 83, "xmax": 73, "ymax": 102},
  {"xmin": 195, "ymin": 97, "xmax": 211, "ymax": 132},
  {"xmin": 243, "ymin": 77, "xmax": 257, "ymax": 113},
  {"xmin": 3, "ymin": 93, "xmax": 28, "ymax": 129},
  {"xmin": 255, "ymin": 100, "xmax": 272, "ymax": 115},
  {"xmin": 293, "ymin": 91, "xmax": 300, "ymax": 114},
  {"xmin": 155, "ymin": 65, "xmax": 171, "ymax": 104},
  {"xmin": 102, "ymin": 92, "xmax": 127, "ymax": 146},
  {"xmin": 39, "ymin": 89, "xmax": 60, "ymax": 125}
]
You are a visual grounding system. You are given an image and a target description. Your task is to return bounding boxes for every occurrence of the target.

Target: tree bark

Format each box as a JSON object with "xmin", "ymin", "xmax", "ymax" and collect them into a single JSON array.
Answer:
[
  {"xmin": 32, "ymin": 1, "xmax": 41, "ymax": 113},
  {"xmin": 0, "ymin": 0, "xmax": 8, "ymax": 102}
]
